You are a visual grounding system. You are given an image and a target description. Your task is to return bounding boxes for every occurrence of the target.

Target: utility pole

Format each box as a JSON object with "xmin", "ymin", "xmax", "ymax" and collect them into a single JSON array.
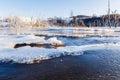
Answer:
[
  {"xmin": 70, "ymin": 10, "xmax": 73, "ymax": 17},
  {"xmin": 114, "ymin": 10, "xmax": 117, "ymax": 27},
  {"xmin": 108, "ymin": 0, "xmax": 111, "ymax": 27}
]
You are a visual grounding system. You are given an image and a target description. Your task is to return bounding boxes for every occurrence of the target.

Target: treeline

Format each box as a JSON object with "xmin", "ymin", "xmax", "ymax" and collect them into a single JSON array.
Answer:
[{"xmin": 48, "ymin": 14, "xmax": 120, "ymax": 27}]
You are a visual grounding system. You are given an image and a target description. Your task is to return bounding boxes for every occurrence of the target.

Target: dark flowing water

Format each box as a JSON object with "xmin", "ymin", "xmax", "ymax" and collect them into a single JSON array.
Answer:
[{"xmin": 0, "ymin": 36, "xmax": 120, "ymax": 80}]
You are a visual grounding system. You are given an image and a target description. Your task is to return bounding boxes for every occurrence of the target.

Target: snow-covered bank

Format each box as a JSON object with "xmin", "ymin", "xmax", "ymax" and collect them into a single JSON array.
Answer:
[
  {"xmin": 31, "ymin": 27, "xmax": 120, "ymax": 37},
  {"xmin": 0, "ymin": 42, "xmax": 120, "ymax": 64},
  {"xmin": 0, "ymin": 35, "xmax": 64, "ymax": 49},
  {"xmin": 0, "ymin": 35, "xmax": 64, "ymax": 64},
  {"xmin": 0, "ymin": 34, "xmax": 120, "ymax": 64},
  {"xmin": 0, "ymin": 27, "xmax": 119, "ymax": 37}
]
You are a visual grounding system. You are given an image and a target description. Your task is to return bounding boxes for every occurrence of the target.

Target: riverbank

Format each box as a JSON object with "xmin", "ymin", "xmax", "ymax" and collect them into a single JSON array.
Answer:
[{"xmin": 0, "ymin": 27, "xmax": 120, "ymax": 37}]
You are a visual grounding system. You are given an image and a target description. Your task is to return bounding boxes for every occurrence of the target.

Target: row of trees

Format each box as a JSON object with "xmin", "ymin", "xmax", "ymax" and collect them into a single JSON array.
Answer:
[
  {"xmin": 48, "ymin": 14, "xmax": 120, "ymax": 27},
  {"xmin": 2, "ymin": 14, "xmax": 120, "ymax": 28},
  {"xmin": 86, "ymin": 14, "xmax": 120, "ymax": 27}
]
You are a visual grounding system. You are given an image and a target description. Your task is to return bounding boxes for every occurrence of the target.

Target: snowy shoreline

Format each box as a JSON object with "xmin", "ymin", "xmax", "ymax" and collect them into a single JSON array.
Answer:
[
  {"xmin": 0, "ymin": 42, "xmax": 120, "ymax": 64},
  {"xmin": 0, "ymin": 27, "xmax": 120, "ymax": 64},
  {"xmin": 0, "ymin": 27, "xmax": 120, "ymax": 37},
  {"xmin": 0, "ymin": 34, "xmax": 120, "ymax": 64}
]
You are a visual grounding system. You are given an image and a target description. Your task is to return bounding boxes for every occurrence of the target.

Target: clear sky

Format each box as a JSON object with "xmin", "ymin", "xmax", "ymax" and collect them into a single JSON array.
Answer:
[{"xmin": 0, "ymin": 0, "xmax": 120, "ymax": 18}]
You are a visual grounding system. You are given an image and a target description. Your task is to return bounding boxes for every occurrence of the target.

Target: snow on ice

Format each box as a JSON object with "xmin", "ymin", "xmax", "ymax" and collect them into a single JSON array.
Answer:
[{"xmin": 0, "ymin": 34, "xmax": 120, "ymax": 64}]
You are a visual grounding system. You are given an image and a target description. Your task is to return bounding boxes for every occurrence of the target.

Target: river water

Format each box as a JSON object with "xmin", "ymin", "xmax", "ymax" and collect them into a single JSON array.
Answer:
[{"xmin": 0, "ymin": 36, "xmax": 120, "ymax": 80}]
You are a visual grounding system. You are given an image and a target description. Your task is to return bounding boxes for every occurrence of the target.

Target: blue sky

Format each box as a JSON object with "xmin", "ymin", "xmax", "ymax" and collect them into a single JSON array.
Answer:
[{"xmin": 0, "ymin": 0, "xmax": 119, "ymax": 18}]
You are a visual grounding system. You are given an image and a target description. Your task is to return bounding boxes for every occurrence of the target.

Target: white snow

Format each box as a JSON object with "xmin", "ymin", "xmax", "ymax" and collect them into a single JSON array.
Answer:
[
  {"xmin": 47, "ymin": 37, "xmax": 64, "ymax": 45},
  {"xmin": 0, "ymin": 35, "xmax": 65, "ymax": 64},
  {"xmin": 0, "ymin": 27, "xmax": 119, "ymax": 37},
  {"xmin": 0, "ymin": 35, "xmax": 64, "ymax": 49},
  {"xmin": 0, "ymin": 34, "xmax": 120, "ymax": 64},
  {"xmin": 0, "ymin": 41, "xmax": 120, "ymax": 64},
  {"xmin": 30, "ymin": 27, "xmax": 119, "ymax": 38}
]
